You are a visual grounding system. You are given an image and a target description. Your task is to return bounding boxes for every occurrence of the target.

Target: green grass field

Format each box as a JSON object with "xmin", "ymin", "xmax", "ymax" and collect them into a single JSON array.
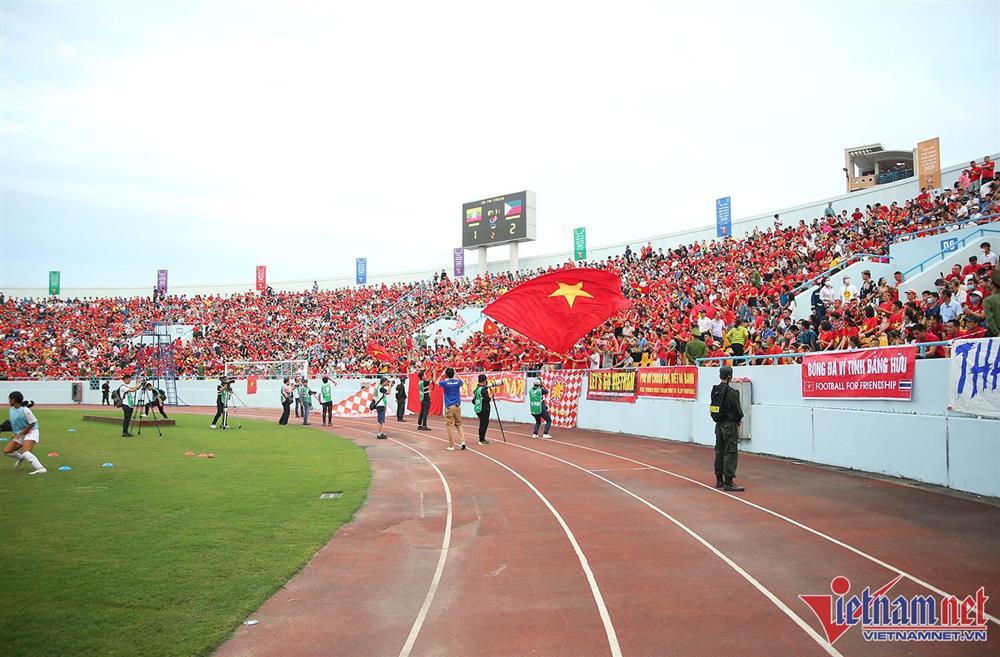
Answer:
[{"xmin": 0, "ymin": 409, "xmax": 370, "ymax": 657}]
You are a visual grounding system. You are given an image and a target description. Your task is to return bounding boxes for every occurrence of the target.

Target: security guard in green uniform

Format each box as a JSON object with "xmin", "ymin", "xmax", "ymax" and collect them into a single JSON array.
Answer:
[{"xmin": 710, "ymin": 365, "xmax": 745, "ymax": 492}]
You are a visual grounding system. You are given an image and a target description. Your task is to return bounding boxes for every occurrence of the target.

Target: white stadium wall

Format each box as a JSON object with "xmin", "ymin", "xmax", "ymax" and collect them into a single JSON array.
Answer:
[
  {"xmin": 4, "ymin": 358, "xmax": 998, "ymax": 498},
  {"xmin": 6, "ymin": 154, "xmax": 996, "ymax": 300}
]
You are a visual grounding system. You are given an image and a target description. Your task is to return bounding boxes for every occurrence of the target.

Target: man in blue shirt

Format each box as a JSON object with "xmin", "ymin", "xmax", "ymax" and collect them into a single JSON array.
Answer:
[{"xmin": 438, "ymin": 367, "xmax": 466, "ymax": 451}]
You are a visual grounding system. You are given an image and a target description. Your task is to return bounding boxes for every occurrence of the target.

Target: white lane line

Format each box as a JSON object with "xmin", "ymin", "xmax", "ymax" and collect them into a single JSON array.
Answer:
[
  {"xmin": 338, "ymin": 418, "xmax": 623, "ymax": 657},
  {"xmin": 467, "ymin": 429, "xmax": 843, "ymax": 657},
  {"xmin": 460, "ymin": 420, "xmax": 1000, "ymax": 628},
  {"xmin": 589, "ymin": 466, "xmax": 654, "ymax": 473},
  {"xmin": 383, "ymin": 437, "xmax": 453, "ymax": 657}
]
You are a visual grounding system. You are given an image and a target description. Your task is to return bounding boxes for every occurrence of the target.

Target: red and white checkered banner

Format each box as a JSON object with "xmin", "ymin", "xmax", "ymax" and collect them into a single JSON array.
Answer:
[
  {"xmin": 540, "ymin": 369, "xmax": 586, "ymax": 428},
  {"xmin": 331, "ymin": 383, "xmax": 378, "ymax": 417}
]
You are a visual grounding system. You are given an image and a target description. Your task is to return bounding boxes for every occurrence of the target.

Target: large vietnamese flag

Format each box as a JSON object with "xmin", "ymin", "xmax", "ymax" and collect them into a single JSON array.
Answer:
[{"xmin": 483, "ymin": 268, "xmax": 631, "ymax": 353}]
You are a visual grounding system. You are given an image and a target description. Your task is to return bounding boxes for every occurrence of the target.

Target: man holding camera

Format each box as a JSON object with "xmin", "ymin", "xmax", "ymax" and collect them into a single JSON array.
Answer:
[
  {"xmin": 117, "ymin": 373, "xmax": 142, "ymax": 437},
  {"xmin": 143, "ymin": 382, "xmax": 168, "ymax": 419},
  {"xmin": 211, "ymin": 378, "xmax": 232, "ymax": 429},
  {"xmin": 416, "ymin": 371, "xmax": 432, "ymax": 431},
  {"xmin": 473, "ymin": 374, "xmax": 495, "ymax": 446},
  {"xmin": 395, "ymin": 375, "xmax": 407, "ymax": 422}
]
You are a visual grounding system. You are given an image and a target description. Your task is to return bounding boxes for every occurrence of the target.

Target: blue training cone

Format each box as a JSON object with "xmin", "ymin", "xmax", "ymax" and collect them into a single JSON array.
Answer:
[
  {"xmin": 0, "ymin": 438, "xmax": 7, "ymax": 442},
  {"xmin": 58, "ymin": 465, "xmax": 72, "ymax": 471},
  {"xmin": 102, "ymin": 462, "xmax": 114, "ymax": 468},
  {"xmin": 68, "ymin": 428, "xmax": 77, "ymax": 432}
]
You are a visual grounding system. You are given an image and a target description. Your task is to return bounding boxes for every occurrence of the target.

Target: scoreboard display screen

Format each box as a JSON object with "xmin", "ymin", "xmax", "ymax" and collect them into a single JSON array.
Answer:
[{"xmin": 462, "ymin": 190, "xmax": 536, "ymax": 248}]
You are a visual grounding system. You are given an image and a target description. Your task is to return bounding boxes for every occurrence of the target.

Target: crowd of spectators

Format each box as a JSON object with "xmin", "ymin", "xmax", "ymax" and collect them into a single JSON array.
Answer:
[{"xmin": 2, "ymin": 159, "xmax": 999, "ymax": 379}]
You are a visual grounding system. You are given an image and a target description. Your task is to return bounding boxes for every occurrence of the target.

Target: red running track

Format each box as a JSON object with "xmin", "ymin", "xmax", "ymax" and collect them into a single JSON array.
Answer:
[{"xmin": 196, "ymin": 408, "xmax": 1000, "ymax": 657}]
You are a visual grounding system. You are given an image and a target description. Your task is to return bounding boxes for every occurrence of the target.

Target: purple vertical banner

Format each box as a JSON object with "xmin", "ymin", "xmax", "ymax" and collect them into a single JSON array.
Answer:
[
  {"xmin": 157, "ymin": 269, "xmax": 168, "ymax": 294},
  {"xmin": 453, "ymin": 248, "xmax": 465, "ymax": 277}
]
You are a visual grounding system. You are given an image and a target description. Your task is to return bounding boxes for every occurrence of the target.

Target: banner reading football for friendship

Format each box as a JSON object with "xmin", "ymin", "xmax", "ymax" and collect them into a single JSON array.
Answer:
[
  {"xmin": 802, "ymin": 346, "xmax": 916, "ymax": 400},
  {"xmin": 636, "ymin": 366, "xmax": 698, "ymax": 400},
  {"xmin": 457, "ymin": 371, "xmax": 526, "ymax": 403},
  {"xmin": 586, "ymin": 369, "xmax": 637, "ymax": 403},
  {"xmin": 540, "ymin": 369, "xmax": 586, "ymax": 427},
  {"xmin": 949, "ymin": 337, "xmax": 1000, "ymax": 418}
]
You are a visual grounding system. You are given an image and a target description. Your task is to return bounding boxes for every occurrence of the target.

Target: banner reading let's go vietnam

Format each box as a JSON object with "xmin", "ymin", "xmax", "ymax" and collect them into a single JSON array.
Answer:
[
  {"xmin": 458, "ymin": 371, "xmax": 526, "ymax": 403},
  {"xmin": 587, "ymin": 369, "xmax": 638, "ymax": 403}
]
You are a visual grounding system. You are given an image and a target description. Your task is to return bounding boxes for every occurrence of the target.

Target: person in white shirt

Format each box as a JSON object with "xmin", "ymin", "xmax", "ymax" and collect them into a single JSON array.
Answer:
[
  {"xmin": 3, "ymin": 393, "xmax": 46, "ymax": 475},
  {"xmin": 839, "ymin": 275, "xmax": 858, "ymax": 303},
  {"xmin": 709, "ymin": 316, "xmax": 725, "ymax": 342},
  {"xmin": 981, "ymin": 242, "xmax": 998, "ymax": 268},
  {"xmin": 696, "ymin": 311, "xmax": 712, "ymax": 337},
  {"xmin": 118, "ymin": 373, "xmax": 141, "ymax": 437},
  {"xmin": 819, "ymin": 280, "xmax": 837, "ymax": 305}
]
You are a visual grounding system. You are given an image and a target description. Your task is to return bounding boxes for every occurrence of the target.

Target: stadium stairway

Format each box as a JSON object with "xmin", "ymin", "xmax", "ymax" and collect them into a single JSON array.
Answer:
[
  {"xmin": 791, "ymin": 257, "xmax": 896, "ymax": 320},
  {"xmin": 900, "ymin": 225, "xmax": 1000, "ymax": 295},
  {"xmin": 413, "ymin": 306, "xmax": 486, "ymax": 347}
]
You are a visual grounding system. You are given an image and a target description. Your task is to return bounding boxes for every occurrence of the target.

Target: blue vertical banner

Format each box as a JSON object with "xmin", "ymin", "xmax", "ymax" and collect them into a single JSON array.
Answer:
[
  {"xmin": 453, "ymin": 248, "xmax": 465, "ymax": 277},
  {"xmin": 355, "ymin": 257, "xmax": 367, "ymax": 285},
  {"xmin": 716, "ymin": 196, "xmax": 732, "ymax": 238},
  {"xmin": 157, "ymin": 269, "xmax": 168, "ymax": 295}
]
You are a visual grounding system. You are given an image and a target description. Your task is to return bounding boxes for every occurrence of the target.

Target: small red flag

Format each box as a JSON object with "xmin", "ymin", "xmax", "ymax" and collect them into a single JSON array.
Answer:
[
  {"xmin": 483, "ymin": 318, "xmax": 499, "ymax": 336},
  {"xmin": 367, "ymin": 341, "xmax": 396, "ymax": 363},
  {"xmin": 483, "ymin": 268, "xmax": 631, "ymax": 353}
]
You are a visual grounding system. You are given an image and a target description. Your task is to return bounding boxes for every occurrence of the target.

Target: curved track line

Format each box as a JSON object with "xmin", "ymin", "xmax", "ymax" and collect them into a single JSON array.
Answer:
[
  {"xmin": 420, "ymin": 424, "xmax": 843, "ymax": 657},
  {"xmin": 383, "ymin": 437, "xmax": 454, "ymax": 657},
  {"xmin": 337, "ymin": 418, "xmax": 623, "ymax": 657},
  {"xmin": 453, "ymin": 419, "xmax": 1000, "ymax": 628}
]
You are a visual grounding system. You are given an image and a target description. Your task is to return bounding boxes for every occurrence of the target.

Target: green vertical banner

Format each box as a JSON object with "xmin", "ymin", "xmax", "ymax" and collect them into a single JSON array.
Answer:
[
  {"xmin": 48, "ymin": 271, "xmax": 61, "ymax": 295},
  {"xmin": 573, "ymin": 227, "xmax": 587, "ymax": 261}
]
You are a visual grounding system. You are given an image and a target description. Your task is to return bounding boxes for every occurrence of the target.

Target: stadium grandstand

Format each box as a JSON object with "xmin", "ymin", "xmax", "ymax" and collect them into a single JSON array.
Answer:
[{"xmin": 2, "ymin": 154, "xmax": 997, "ymax": 380}]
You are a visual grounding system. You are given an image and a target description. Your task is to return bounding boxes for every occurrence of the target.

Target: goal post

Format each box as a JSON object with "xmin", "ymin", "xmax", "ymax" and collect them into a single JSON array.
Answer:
[{"xmin": 224, "ymin": 360, "xmax": 309, "ymax": 380}]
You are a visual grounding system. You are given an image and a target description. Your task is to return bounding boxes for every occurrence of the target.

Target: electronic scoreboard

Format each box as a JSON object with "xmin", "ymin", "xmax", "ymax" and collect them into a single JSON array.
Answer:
[{"xmin": 461, "ymin": 190, "xmax": 536, "ymax": 248}]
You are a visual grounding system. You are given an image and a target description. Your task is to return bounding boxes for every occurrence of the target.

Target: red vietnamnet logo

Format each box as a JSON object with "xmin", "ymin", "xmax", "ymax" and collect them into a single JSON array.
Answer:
[{"xmin": 799, "ymin": 575, "xmax": 989, "ymax": 643}]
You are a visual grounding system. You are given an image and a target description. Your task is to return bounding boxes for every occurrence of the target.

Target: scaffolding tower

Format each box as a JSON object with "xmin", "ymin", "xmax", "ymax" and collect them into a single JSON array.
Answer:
[{"xmin": 136, "ymin": 330, "xmax": 185, "ymax": 406}]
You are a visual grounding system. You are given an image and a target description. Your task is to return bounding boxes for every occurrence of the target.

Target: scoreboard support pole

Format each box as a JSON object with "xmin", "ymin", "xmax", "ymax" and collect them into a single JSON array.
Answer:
[
  {"xmin": 509, "ymin": 242, "xmax": 519, "ymax": 273},
  {"xmin": 478, "ymin": 247, "xmax": 488, "ymax": 277}
]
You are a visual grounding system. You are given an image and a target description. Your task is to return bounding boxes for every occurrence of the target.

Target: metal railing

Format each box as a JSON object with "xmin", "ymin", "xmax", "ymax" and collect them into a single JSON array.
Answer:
[
  {"xmin": 890, "ymin": 212, "xmax": 999, "ymax": 244},
  {"xmin": 901, "ymin": 225, "xmax": 1000, "ymax": 278},
  {"xmin": 695, "ymin": 341, "xmax": 952, "ymax": 366},
  {"xmin": 790, "ymin": 253, "xmax": 892, "ymax": 296}
]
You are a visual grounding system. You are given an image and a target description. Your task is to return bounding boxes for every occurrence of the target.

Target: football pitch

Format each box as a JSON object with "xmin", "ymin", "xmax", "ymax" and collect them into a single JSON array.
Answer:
[{"xmin": 0, "ymin": 409, "xmax": 371, "ymax": 657}]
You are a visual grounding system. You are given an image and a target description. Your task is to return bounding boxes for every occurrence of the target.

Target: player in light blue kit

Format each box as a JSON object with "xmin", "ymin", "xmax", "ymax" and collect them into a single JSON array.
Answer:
[{"xmin": 3, "ymin": 392, "xmax": 46, "ymax": 475}]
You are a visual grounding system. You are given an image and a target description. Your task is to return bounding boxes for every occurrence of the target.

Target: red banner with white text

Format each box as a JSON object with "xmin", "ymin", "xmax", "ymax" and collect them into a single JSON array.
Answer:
[{"xmin": 801, "ymin": 346, "xmax": 916, "ymax": 400}]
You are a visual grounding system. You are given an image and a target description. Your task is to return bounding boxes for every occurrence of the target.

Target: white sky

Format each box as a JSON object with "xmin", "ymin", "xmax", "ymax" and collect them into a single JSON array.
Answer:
[{"xmin": 1, "ymin": 0, "xmax": 998, "ymax": 289}]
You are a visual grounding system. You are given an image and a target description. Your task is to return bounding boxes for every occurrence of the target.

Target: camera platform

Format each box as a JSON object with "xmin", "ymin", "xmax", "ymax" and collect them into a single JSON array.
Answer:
[{"xmin": 83, "ymin": 415, "xmax": 176, "ymax": 427}]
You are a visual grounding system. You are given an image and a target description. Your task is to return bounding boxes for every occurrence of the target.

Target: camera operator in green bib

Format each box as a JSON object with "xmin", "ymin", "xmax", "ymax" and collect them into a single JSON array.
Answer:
[{"xmin": 473, "ymin": 374, "xmax": 494, "ymax": 446}]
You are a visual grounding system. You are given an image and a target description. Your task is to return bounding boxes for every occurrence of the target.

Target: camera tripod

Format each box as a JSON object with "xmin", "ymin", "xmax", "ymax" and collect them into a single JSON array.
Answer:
[
  {"xmin": 128, "ymin": 384, "xmax": 164, "ymax": 438},
  {"xmin": 218, "ymin": 385, "xmax": 245, "ymax": 430}
]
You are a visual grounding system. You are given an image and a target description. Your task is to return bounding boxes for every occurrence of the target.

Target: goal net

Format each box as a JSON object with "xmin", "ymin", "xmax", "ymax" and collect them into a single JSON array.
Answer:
[{"xmin": 224, "ymin": 360, "xmax": 309, "ymax": 380}]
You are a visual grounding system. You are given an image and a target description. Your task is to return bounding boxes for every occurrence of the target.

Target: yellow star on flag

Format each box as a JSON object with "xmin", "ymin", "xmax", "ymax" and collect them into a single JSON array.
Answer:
[{"xmin": 548, "ymin": 281, "xmax": 594, "ymax": 308}]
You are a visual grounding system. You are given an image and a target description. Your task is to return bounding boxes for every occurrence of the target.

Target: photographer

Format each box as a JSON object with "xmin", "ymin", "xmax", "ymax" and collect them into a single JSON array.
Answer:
[
  {"xmin": 473, "ymin": 374, "xmax": 496, "ymax": 446},
  {"xmin": 117, "ymin": 373, "xmax": 142, "ymax": 437},
  {"xmin": 143, "ymin": 382, "xmax": 168, "ymax": 419},
  {"xmin": 211, "ymin": 378, "xmax": 232, "ymax": 429},
  {"xmin": 416, "ymin": 370, "xmax": 432, "ymax": 431},
  {"xmin": 278, "ymin": 377, "xmax": 294, "ymax": 425},
  {"xmin": 529, "ymin": 378, "xmax": 552, "ymax": 439},
  {"xmin": 394, "ymin": 375, "xmax": 407, "ymax": 422},
  {"xmin": 298, "ymin": 378, "xmax": 317, "ymax": 425}
]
